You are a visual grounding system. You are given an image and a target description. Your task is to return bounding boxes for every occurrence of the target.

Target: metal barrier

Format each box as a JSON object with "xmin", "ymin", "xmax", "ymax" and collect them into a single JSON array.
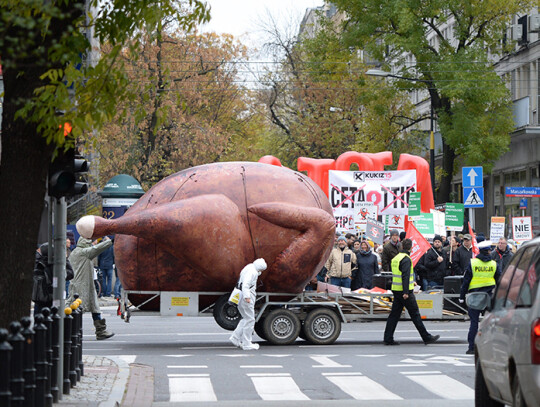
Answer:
[{"xmin": 0, "ymin": 297, "xmax": 84, "ymax": 406}]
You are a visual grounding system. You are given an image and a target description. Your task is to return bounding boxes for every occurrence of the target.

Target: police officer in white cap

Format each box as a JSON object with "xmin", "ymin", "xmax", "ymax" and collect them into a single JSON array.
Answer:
[{"xmin": 459, "ymin": 240, "xmax": 501, "ymax": 354}]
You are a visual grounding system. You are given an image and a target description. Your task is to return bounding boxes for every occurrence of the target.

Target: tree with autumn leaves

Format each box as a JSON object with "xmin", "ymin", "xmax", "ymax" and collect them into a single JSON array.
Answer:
[
  {"xmin": 255, "ymin": 14, "xmax": 425, "ymax": 168},
  {"xmin": 94, "ymin": 27, "xmax": 265, "ymax": 190}
]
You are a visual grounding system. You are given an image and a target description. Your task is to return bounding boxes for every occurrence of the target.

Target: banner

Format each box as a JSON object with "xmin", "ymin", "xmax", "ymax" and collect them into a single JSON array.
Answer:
[
  {"xmin": 512, "ymin": 216, "xmax": 533, "ymax": 242},
  {"xmin": 413, "ymin": 213, "xmax": 434, "ymax": 237},
  {"xmin": 406, "ymin": 221, "xmax": 432, "ymax": 266},
  {"xmin": 445, "ymin": 203, "xmax": 464, "ymax": 231},
  {"xmin": 408, "ymin": 192, "xmax": 422, "ymax": 218},
  {"xmin": 384, "ymin": 214, "xmax": 405, "ymax": 233},
  {"xmin": 468, "ymin": 222, "xmax": 479, "ymax": 257},
  {"xmin": 365, "ymin": 219, "xmax": 385, "ymax": 245},
  {"xmin": 329, "ymin": 170, "xmax": 417, "ymax": 232},
  {"xmin": 354, "ymin": 202, "xmax": 378, "ymax": 232},
  {"xmin": 489, "ymin": 217, "xmax": 506, "ymax": 241}
]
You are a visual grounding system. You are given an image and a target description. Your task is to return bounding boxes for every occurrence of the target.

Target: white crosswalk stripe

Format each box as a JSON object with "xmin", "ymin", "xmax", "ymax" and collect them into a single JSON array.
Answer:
[
  {"xmin": 248, "ymin": 373, "xmax": 310, "ymax": 400},
  {"xmin": 322, "ymin": 372, "xmax": 402, "ymax": 400},
  {"xmin": 404, "ymin": 373, "xmax": 474, "ymax": 399},
  {"xmin": 168, "ymin": 374, "xmax": 217, "ymax": 402}
]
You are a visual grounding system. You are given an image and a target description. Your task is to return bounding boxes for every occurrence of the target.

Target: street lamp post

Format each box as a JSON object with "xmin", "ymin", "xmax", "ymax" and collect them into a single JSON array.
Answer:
[{"xmin": 366, "ymin": 69, "xmax": 436, "ymax": 200}]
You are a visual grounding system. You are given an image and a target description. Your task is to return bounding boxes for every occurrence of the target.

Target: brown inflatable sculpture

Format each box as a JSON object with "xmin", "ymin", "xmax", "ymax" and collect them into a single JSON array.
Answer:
[{"xmin": 76, "ymin": 162, "xmax": 335, "ymax": 296}]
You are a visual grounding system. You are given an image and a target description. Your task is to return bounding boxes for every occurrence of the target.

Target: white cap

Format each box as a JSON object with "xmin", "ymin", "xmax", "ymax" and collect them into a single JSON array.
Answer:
[{"xmin": 478, "ymin": 240, "xmax": 493, "ymax": 249}]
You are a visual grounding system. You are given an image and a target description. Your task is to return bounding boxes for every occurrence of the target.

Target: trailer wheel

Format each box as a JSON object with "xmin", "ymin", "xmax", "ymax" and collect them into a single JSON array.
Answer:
[
  {"xmin": 254, "ymin": 319, "xmax": 266, "ymax": 340},
  {"xmin": 263, "ymin": 309, "xmax": 301, "ymax": 345},
  {"xmin": 303, "ymin": 308, "xmax": 341, "ymax": 345},
  {"xmin": 213, "ymin": 294, "xmax": 241, "ymax": 331}
]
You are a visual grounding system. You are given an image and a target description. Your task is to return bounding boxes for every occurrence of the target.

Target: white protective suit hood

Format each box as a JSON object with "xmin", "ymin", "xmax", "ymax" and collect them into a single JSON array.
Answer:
[{"xmin": 253, "ymin": 258, "xmax": 267, "ymax": 275}]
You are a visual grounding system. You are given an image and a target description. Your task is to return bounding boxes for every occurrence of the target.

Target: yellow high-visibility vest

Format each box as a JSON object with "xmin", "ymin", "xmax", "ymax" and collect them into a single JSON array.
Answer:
[
  {"xmin": 391, "ymin": 253, "xmax": 414, "ymax": 292},
  {"xmin": 469, "ymin": 258, "xmax": 496, "ymax": 289}
]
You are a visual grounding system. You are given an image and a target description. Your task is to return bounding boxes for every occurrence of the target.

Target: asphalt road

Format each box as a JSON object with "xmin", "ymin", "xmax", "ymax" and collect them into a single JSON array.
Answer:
[{"xmin": 82, "ymin": 306, "xmax": 476, "ymax": 406}]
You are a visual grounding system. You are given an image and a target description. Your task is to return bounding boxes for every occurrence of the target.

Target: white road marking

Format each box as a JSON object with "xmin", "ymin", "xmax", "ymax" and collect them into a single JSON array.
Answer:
[
  {"xmin": 400, "ymin": 371, "xmax": 441, "ymax": 375},
  {"xmin": 169, "ymin": 375, "xmax": 217, "ymax": 402},
  {"xmin": 167, "ymin": 365, "xmax": 208, "ymax": 369},
  {"xmin": 310, "ymin": 355, "xmax": 351, "ymax": 368},
  {"xmin": 240, "ymin": 365, "xmax": 283, "ymax": 369},
  {"xmin": 164, "ymin": 355, "xmax": 192, "ymax": 358},
  {"xmin": 219, "ymin": 354, "xmax": 252, "ymax": 357},
  {"xmin": 262, "ymin": 354, "xmax": 292, "ymax": 358},
  {"xmin": 405, "ymin": 374, "xmax": 474, "ymax": 399},
  {"xmin": 324, "ymin": 374, "xmax": 402, "ymax": 400},
  {"xmin": 249, "ymin": 374, "xmax": 310, "ymax": 400}
]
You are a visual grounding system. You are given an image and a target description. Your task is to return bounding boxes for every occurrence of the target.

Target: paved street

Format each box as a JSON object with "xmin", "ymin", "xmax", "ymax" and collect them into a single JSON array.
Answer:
[{"xmin": 80, "ymin": 306, "xmax": 475, "ymax": 406}]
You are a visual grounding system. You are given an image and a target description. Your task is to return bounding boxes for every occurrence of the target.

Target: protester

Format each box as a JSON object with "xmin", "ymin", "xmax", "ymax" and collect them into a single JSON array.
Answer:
[
  {"xmin": 68, "ymin": 236, "xmax": 115, "ymax": 340},
  {"xmin": 381, "ymin": 229, "xmax": 402, "ymax": 271},
  {"xmin": 352, "ymin": 241, "xmax": 378, "ymax": 290},
  {"xmin": 423, "ymin": 235, "xmax": 448, "ymax": 289},
  {"xmin": 460, "ymin": 240, "xmax": 501, "ymax": 354},
  {"xmin": 352, "ymin": 239, "xmax": 361, "ymax": 255},
  {"xmin": 229, "ymin": 258, "xmax": 267, "ymax": 350},
  {"xmin": 33, "ymin": 242, "xmax": 74, "ymax": 316},
  {"xmin": 324, "ymin": 236, "xmax": 357, "ymax": 288},
  {"xmin": 98, "ymin": 240, "xmax": 115, "ymax": 297},
  {"xmin": 383, "ymin": 239, "xmax": 440, "ymax": 345},
  {"xmin": 490, "ymin": 237, "xmax": 513, "ymax": 272},
  {"xmin": 452, "ymin": 233, "xmax": 474, "ymax": 275}
]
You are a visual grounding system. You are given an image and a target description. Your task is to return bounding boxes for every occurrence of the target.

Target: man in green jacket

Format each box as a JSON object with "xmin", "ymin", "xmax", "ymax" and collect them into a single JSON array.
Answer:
[
  {"xmin": 383, "ymin": 238, "xmax": 440, "ymax": 346},
  {"xmin": 68, "ymin": 236, "xmax": 115, "ymax": 340}
]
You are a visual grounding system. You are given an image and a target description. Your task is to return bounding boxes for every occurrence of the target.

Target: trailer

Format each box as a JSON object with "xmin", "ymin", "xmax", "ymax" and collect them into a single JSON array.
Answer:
[{"xmin": 118, "ymin": 289, "xmax": 468, "ymax": 346}]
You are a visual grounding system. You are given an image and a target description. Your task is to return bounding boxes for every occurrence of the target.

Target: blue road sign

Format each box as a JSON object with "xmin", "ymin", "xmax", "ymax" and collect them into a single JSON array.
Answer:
[
  {"xmin": 463, "ymin": 187, "xmax": 484, "ymax": 208},
  {"xmin": 505, "ymin": 187, "xmax": 540, "ymax": 197},
  {"xmin": 462, "ymin": 166, "xmax": 483, "ymax": 188},
  {"xmin": 519, "ymin": 198, "xmax": 528, "ymax": 209}
]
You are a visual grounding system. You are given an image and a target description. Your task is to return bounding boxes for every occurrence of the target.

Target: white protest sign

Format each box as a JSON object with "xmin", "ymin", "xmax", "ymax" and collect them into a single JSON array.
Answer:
[
  {"xmin": 490, "ymin": 217, "xmax": 506, "ymax": 241},
  {"xmin": 384, "ymin": 214, "xmax": 405, "ymax": 233},
  {"xmin": 329, "ymin": 171, "xmax": 417, "ymax": 233},
  {"xmin": 354, "ymin": 202, "xmax": 378, "ymax": 232},
  {"xmin": 512, "ymin": 216, "xmax": 533, "ymax": 242},
  {"xmin": 431, "ymin": 209, "xmax": 447, "ymax": 238}
]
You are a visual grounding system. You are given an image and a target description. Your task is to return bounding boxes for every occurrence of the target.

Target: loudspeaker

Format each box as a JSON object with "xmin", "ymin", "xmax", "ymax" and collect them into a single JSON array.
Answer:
[
  {"xmin": 372, "ymin": 273, "xmax": 392, "ymax": 290},
  {"xmin": 443, "ymin": 275, "xmax": 466, "ymax": 313}
]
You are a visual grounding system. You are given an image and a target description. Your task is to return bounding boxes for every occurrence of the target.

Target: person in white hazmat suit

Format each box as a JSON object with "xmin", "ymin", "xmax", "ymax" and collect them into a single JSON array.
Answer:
[{"xmin": 229, "ymin": 258, "xmax": 267, "ymax": 350}]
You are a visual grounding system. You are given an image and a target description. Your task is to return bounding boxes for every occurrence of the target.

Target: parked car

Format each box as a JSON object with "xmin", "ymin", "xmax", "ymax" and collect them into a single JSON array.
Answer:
[{"xmin": 467, "ymin": 236, "xmax": 540, "ymax": 406}]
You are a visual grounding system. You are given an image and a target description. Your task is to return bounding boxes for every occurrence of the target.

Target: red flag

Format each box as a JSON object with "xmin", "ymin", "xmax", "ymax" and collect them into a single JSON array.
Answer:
[
  {"xmin": 405, "ymin": 220, "xmax": 431, "ymax": 266},
  {"xmin": 468, "ymin": 222, "xmax": 479, "ymax": 258}
]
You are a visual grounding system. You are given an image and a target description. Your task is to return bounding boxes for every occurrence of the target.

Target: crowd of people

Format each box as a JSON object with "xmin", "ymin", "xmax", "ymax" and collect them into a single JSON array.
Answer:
[{"xmin": 316, "ymin": 227, "xmax": 516, "ymax": 294}]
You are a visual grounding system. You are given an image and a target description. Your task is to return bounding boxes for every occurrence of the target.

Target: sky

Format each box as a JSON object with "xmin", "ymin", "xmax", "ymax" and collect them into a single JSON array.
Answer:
[{"xmin": 200, "ymin": 0, "xmax": 325, "ymax": 50}]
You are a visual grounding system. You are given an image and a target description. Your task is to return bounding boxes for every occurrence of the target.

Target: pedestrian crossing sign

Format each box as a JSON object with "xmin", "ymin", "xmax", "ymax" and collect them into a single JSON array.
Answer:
[{"xmin": 463, "ymin": 187, "xmax": 484, "ymax": 208}]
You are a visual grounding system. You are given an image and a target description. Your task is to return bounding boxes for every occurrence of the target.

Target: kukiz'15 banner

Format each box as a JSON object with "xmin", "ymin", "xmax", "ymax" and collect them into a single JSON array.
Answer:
[{"xmin": 329, "ymin": 170, "xmax": 417, "ymax": 232}]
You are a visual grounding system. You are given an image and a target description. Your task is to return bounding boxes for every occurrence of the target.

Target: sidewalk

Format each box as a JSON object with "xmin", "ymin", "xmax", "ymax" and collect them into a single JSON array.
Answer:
[{"xmin": 55, "ymin": 297, "xmax": 149, "ymax": 407}]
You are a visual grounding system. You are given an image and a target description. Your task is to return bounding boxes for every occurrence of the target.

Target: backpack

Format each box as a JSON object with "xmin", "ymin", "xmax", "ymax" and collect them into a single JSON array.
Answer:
[{"xmin": 32, "ymin": 261, "xmax": 53, "ymax": 303}]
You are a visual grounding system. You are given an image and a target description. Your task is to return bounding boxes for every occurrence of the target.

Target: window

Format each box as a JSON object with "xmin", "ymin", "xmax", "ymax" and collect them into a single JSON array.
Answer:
[
  {"xmin": 493, "ymin": 250, "xmax": 522, "ymax": 311},
  {"xmin": 505, "ymin": 246, "xmax": 537, "ymax": 308},
  {"xmin": 517, "ymin": 248, "xmax": 540, "ymax": 307}
]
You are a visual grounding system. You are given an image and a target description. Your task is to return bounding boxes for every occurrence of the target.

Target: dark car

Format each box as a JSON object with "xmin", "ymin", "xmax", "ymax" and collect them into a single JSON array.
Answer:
[{"xmin": 467, "ymin": 236, "xmax": 540, "ymax": 406}]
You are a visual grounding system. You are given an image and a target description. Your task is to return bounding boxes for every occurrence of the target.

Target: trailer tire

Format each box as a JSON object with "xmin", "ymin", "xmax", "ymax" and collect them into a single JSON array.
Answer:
[
  {"xmin": 254, "ymin": 319, "xmax": 266, "ymax": 340},
  {"xmin": 213, "ymin": 294, "xmax": 241, "ymax": 331},
  {"xmin": 263, "ymin": 309, "xmax": 301, "ymax": 345},
  {"xmin": 303, "ymin": 308, "xmax": 341, "ymax": 345}
]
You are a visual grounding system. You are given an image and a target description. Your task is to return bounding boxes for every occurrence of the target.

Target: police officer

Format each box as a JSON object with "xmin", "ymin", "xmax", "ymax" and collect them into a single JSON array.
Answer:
[
  {"xmin": 383, "ymin": 238, "xmax": 441, "ymax": 345},
  {"xmin": 459, "ymin": 240, "xmax": 501, "ymax": 354}
]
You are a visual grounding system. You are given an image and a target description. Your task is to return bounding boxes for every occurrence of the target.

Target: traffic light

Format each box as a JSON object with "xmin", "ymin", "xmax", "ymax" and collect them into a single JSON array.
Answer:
[{"xmin": 48, "ymin": 147, "xmax": 90, "ymax": 198}]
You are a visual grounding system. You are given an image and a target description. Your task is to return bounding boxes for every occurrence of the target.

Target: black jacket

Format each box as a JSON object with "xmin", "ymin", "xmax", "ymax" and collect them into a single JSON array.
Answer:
[
  {"xmin": 490, "ymin": 246, "xmax": 513, "ymax": 272},
  {"xmin": 352, "ymin": 250, "xmax": 378, "ymax": 290},
  {"xmin": 460, "ymin": 251, "xmax": 501, "ymax": 300},
  {"xmin": 423, "ymin": 247, "xmax": 448, "ymax": 285},
  {"xmin": 452, "ymin": 245, "xmax": 474, "ymax": 275},
  {"xmin": 393, "ymin": 251, "xmax": 413, "ymax": 295}
]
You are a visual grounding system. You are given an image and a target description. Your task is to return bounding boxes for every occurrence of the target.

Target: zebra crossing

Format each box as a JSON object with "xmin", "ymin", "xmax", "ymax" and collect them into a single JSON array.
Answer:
[{"xmin": 164, "ymin": 353, "xmax": 475, "ymax": 402}]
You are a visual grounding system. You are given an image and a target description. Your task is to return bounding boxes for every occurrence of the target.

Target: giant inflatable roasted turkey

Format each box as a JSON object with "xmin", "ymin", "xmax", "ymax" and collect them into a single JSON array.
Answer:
[{"xmin": 76, "ymin": 162, "xmax": 336, "ymax": 295}]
